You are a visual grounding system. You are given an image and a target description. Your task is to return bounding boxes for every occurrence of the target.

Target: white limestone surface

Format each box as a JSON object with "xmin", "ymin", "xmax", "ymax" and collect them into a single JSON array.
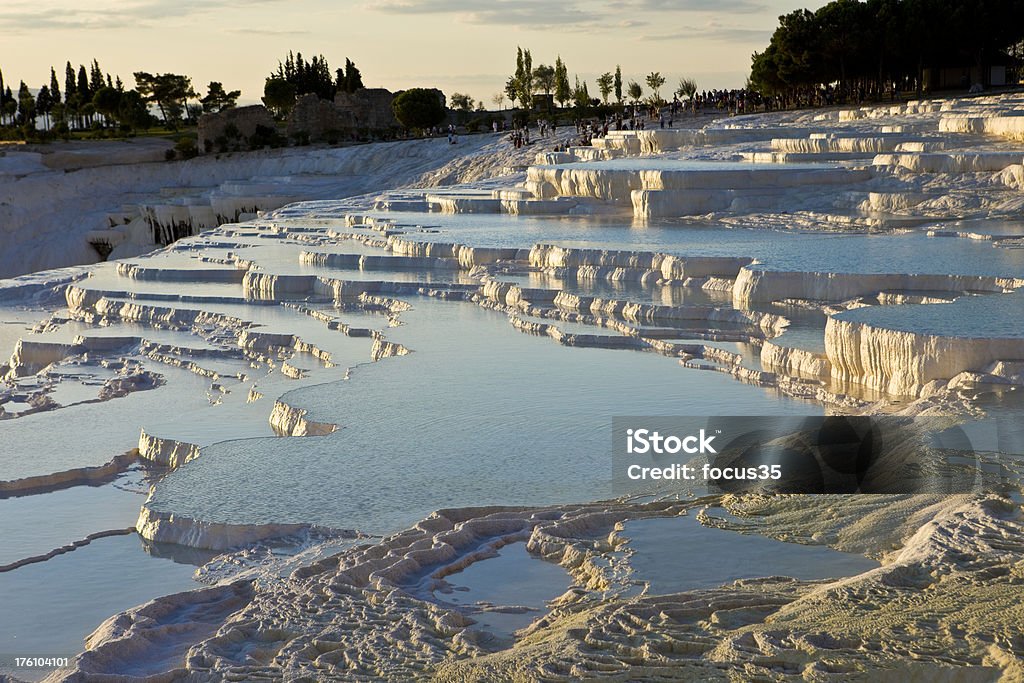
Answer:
[{"xmin": 0, "ymin": 131, "xmax": 548, "ymax": 279}]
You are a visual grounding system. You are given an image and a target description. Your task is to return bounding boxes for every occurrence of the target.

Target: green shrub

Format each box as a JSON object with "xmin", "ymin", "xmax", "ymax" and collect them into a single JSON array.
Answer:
[
  {"xmin": 250, "ymin": 124, "xmax": 284, "ymax": 149},
  {"xmin": 392, "ymin": 88, "xmax": 446, "ymax": 131},
  {"xmin": 174, "ymin": 135, "xmax": 198, "ymax": 159}
]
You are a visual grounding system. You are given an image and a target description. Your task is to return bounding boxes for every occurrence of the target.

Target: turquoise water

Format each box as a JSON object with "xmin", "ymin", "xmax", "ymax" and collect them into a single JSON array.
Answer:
[
  {"xmin": 426, "ymin": 541, "xmax": 570, "ymax": 642},
  {"xmin": 0, "ymin": 473, "xmax": 146, "ymax": 565},
  {"xmin": 0, "ymin": 366, "xmax": 213, "ymax": 482},
  {"xmin": 948, "ymin": 218, "xmax": 1024, "ymax": 238},
  {"xmin": 0, "ymin": 534, "xmax": 203, "ymax": 681},
  {"xmin": 836, "ymin": 290, "xmax": 1024, "ymax": 338},
  {"xmin": 0, "ymin": 310, "xmax": 46, "ymax": 364},
  {"xmin": 550, "ymin": 159, "xmax": 835, "ymax": 171},
  {"xmin": 148, "ymin": 296, "xmax": 820, "ymax": 535},
  {"xmin": 622, "ymin": 513, "xmax": 879, "ymax": 594},
  {"xmin": 5, "ymin": 118, "xmax": 1024, "ymax": 681},
  {"xmin": 357, "ymin": 212, "xmax": 1024, "ymax": 278},
  {"xmin": 495, "ymin": 272, "xmax": 730, "ymax": 308}
]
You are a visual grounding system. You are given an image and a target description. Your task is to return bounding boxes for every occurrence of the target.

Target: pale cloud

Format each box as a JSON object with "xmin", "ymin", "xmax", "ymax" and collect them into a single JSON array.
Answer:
[
  {"xmin": 0, "ymin": 0, "xmax": 289, "ymax": 32},
  {"xmin": 224, "ymin": 28, "xmax": 311, "ymax": 36},
  {"xmin": 371, "ymin": 0, "xmax": 766, "ymax": 29},
  {"xmin": 642, "ymin": 22, "xmax": 771, "ymax": 42},
  {"xmin": 393, "ymin": 72, "xmax": 509, "ymax": 84},
  {"xmin": 374, "ymin": 0, "xmax": 599, "ymax": 27},
  {"xmin": 613, "ymin": 0, "xmax": 766, "ymax": 12}
]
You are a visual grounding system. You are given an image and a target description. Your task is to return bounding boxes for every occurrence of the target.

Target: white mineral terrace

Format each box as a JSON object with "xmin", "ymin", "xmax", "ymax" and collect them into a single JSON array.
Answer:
[
  {"xmin": 2, "ymin": 93, "xmax": 1024, "ymax": 682},
  {"xmin": 0, "ymin": 131, "xmax": 554, "ymax": 279}
]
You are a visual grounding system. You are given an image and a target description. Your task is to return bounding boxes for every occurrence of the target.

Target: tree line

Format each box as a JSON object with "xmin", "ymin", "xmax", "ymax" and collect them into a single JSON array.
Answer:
[
  {"xmin": 497, "ymin": 47, "xmax": 698, "ymax": 114},
  {"xmin": 262, "ymin": 52, "xmax": 364, "ymax": 118},
  {"xmin": 0, "ymin": 51, "xmax": 369, "ymax": 142},
  {"xmin": 749, "ymin": 0, "xmax": 1024, "ymax": 103},
  {"xmin": 0, "ymin": 58, "xmax": 242, "ymax": 140}
]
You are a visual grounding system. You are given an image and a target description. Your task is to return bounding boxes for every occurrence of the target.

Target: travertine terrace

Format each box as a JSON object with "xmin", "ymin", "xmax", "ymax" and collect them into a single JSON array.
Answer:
[{"xmin": 2, "ymin": 94, "xmax": 1024, "ymax": 681}]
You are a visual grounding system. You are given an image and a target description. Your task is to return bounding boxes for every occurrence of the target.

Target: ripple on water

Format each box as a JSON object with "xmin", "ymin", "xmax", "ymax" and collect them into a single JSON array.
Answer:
[
  {"xmin": 835, "ymin": 290, "xmax": 1024, "ymax": 339},
  {"xmin": 148, "ymin": 297, "xmax": 821, "ymax": 534},
  {"xmin": 0, "ymin": 472, "xmax": 147, "ymax": 566},
  {"xmin": 360, "ymin": 211, "xmax": 1024, "ymax": 277}
]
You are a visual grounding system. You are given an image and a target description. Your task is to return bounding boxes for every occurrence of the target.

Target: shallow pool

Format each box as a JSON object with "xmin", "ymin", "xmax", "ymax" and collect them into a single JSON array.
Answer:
[
  {"xmin": 622, "ymin": 513, "xmax": 879, "ymax": 594},
  {"xmin": 148, "ymin": 296, "xmax": 820, "ymax": 535}
]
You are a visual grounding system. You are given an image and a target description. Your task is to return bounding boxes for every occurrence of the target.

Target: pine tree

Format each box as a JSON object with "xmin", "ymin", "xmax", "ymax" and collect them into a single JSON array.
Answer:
[
  {"xmin": 92, "ymin": 86, "xmax": 122, "ymax": 127},
  {"xmin": 263, "ymin": 77, "xmax": 297, "ymax": 118},
  {"xmin": 200, "ymin": 82, "xmax": 241, "ymax": 113},
  {"xmin": 133, "ymin": 72, "xmax": 195, "ymax": 127},
  {"xmin": 614, "ymin": 65, "xmax": 622, "ymax": 104},
  {"xmin": 270, "ymin": 50, "xmax": 338, "ymax": 99}
]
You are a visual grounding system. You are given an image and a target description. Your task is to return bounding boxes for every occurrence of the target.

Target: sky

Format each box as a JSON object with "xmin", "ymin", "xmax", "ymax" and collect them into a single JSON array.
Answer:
[{"xmin": 0, "ymin": 0, "xmax": 824, "ymax": 106}]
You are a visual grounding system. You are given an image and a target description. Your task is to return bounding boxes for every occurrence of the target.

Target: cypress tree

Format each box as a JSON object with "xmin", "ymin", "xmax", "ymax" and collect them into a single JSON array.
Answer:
[
  {"xmin": 2, "ymin": 87, "xmax": 15, "ymax": 127},
  {"xmin": 77, "ymin": 65, "xmax": 89, "ymax": 101},
  {"xmin": 344, "ymin": 59, "xmax": 362, "ymax": 93},
  {"xmin": 49, "ymin": 67, "xmax": 61, "ymax": 104},
  {"xmin": 89, "ymin": 59, "xmax": 105, "ymax": 93},
  {"xmin": 17, "ymin": 81, "xmax": 35, "ymax": 126},
  {"xmin": 515, "ymin": 48, "xmax": 524, "ymax": 102},
  {"xmin": 36, "ymin": 85, "xmax": 51, "ymax": 129},
  {"xmin": 64, "ymin": 62, "xmax": 76, "ymax": 105},
  {"xmin": 554, "ymin": 56, "xmax": 570, "ymax": 108},
  {"xmin": 295, "ymin": 52, "xmax": 305, "ymax": 92}
]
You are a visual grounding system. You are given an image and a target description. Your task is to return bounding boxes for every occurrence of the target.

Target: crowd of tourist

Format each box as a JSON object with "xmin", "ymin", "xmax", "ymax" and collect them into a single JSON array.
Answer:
[{"xmin": 489, "ymin": 83, "xmax": 893, "ymax": 151}]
